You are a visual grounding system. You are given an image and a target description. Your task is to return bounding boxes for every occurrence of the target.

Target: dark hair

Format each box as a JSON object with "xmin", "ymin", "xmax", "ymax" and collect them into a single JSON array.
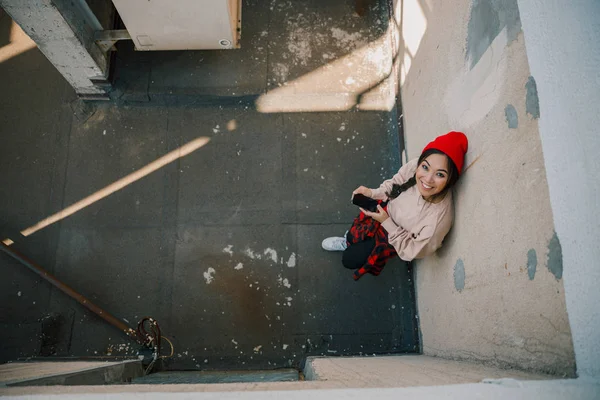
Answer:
[{"xmin": 386, "ymin": 149, "xmax": 460, "ymax": 202}]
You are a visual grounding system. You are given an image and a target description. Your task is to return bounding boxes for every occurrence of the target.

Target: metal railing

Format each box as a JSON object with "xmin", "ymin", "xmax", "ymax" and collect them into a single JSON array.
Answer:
[{"xmin": 0, "ymin": 241, "xmax": 168, "ymax": 372}]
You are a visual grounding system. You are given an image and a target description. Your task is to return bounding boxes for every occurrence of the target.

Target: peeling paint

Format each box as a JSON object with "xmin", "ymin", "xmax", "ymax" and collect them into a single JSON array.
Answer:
[
  {"xmin": 547, "ymin": 232, "xmax": 563, "ymax": 280},
  {"xmin": 526, "ymin": 76, "xmax": 540, "ymax": 119},
  {"xmin": 203, "ymin": 267, "xmax": 216, "ymax": 284},
  {"xmin": 286, "ymin": 253, "xmax": 296, "ymax": 268},
  {"xmin": 505, "ymin": 104, "xmax": 518, "ymax": 129},
  {"xmin": 454, "ymin": 259, "xmax": 465, "ymax": 292},
  {"xmin": 243, "ymin": 248, "xmax": 261, "ymax": 260},
  {"xmin": 331, "ymin": 27, "xmax": 367, "ymax": 49},
  {"xmin": 223, "ymin": 245, "xmax": 233, "ymax": 255},
  {"xmin": 466, "ymin": 0, "xmax": 522, "ymax": 69},
  {"xmin": 264, "ymin": 248, "xmax": 278, "ymax": 263},
  {"xmin": 527, "ymin": 249, "xmax": 537, "ymax": 280},
  {"xmin": 272, "ymin": 63, "xmax": 289, "ymax": 81}
]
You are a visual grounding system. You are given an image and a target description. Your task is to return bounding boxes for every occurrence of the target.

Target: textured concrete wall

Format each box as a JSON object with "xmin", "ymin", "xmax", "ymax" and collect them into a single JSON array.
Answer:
[
  {"xmin": 517, "ymin": 0, "xmax": 600, "ymax": 380},
  {"xmin": 396, "ymin": 0, "xmax": 575, "ymax": 375}
]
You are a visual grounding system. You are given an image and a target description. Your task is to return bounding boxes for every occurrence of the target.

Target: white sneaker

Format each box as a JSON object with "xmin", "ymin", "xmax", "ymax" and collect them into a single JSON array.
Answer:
[{"xmin": 322, "ymin": 236, "xmax": 348, "ymax": 251}]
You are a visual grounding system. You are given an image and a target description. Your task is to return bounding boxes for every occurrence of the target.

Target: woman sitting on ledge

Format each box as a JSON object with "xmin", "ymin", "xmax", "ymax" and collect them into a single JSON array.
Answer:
[{"xmin": 322, "ymin": 131, "xmax": 468, "ymax": 280}]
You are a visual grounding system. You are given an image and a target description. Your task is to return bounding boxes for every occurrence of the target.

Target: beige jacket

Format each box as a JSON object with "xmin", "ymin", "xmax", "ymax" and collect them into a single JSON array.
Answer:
[{"xmin": 370, "ymin": 159, "xmax": 454, "ymax": 261}]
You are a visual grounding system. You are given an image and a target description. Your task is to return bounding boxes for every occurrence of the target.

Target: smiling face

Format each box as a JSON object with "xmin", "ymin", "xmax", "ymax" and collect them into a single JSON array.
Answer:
[{"xmin": 415, "ymin": 153, "xmax": 450, "ymax": 201}]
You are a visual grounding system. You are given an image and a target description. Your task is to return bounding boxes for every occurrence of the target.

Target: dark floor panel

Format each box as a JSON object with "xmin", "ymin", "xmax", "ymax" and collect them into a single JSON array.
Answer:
[
  {"xmin": 287, "ymin": 333, "xmax": 396, "ymax": 357},
  {"xmin": 170, "ymin": 106, "xmax": 285, "ymax": 225},
  {"xmin": 0, "ymin": 322, "xmax": 43, "ymax": 363},
  {"xmin": 59, "ymin": 105, "xmax": 173, "ymax": 228},
  {"xmin": 280, "ymin": 225, "xmax": 417, "ymax": 354},
  {"xmin": 281, "ymin": 111, "xmax": 400, "ymax": 224},
  {"xmin": 48, "ymin": 227, "xmax": 175, "ymax": 358},
  {"xmin": 167, "ymin": 224, "xmax": 297, "ymax": 370},
  {"xmin": 0, "ymin": 13, "xmax": 75, "ymax": 360}
]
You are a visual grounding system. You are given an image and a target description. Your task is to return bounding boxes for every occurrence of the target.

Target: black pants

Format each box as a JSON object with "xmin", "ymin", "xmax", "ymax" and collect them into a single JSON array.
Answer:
[{"xmin": 342, "ymin": 234, "xmax": 376, "ymax": 270}]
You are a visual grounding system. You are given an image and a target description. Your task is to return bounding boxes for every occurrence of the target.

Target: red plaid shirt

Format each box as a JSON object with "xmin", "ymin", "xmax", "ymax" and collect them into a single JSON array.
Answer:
[{"xmin": 347, "ymin": 203, "xmax": 398, "ymax": 280}]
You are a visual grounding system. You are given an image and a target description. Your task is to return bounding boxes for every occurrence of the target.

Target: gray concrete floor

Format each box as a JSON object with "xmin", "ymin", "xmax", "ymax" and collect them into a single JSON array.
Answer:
[{"xmin": 0, "ymin": 0, "xmax": 417, "ymax": 371}]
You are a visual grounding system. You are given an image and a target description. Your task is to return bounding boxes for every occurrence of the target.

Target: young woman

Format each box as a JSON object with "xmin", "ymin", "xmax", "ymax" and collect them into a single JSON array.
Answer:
[{"xmin": 322, "ymin": 131, "xmax": 468, "ymax": 280}]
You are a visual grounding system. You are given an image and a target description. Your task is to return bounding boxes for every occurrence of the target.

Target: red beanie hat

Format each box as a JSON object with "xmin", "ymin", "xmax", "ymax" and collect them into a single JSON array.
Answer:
[{"xmin": 422, "ymin": 131, "xmax": 468, "ymax": 174}]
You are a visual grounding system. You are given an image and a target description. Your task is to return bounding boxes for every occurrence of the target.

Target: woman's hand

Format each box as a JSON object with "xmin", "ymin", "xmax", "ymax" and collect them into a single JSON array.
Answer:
[
  {"xmin": 352, "ymin": 186, "xmax": 373, "ymax": 198},
  {"xmin": 359, "ymin": 204, "xmax": 389, "ymax": 223}
]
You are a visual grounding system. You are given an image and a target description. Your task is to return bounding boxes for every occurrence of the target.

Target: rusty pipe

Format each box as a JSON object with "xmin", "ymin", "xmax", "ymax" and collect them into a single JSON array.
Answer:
[{"xmin": 0, "ymin": 241, "xmax": 143, "ymax": 344}]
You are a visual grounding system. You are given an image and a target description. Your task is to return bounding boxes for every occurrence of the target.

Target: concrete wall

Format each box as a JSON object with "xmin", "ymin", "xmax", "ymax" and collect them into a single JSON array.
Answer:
[
  {"xmin": 396, "ymin": 0, "xmax": 575, "ymax": 375},
  {"xmin": 0, "ymin": 0, "xmax": 107, "ymax": 95},
  {"xmin": 516, "ymin": 0, "xmax": 600, "ymax": 380}
]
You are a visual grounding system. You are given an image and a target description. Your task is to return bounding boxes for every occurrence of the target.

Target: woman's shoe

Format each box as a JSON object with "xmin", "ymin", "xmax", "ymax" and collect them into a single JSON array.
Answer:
[{"xmin": 321, "ymin": 236, "xmax": 348, "ymax": 251}]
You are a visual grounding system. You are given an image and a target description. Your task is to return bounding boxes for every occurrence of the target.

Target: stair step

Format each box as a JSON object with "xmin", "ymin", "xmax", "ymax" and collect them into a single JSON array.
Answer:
[
  {"xmin": 133, "ymin": 369, "xmax": 299, "ymax": 384},
  {"xmin": 1, "ymin": 360, "xmax": 143, "ymax": 387}
]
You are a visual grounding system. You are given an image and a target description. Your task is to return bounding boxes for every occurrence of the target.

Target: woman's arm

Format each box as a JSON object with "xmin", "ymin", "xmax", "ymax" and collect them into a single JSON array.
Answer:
[
  {"xmin": 381, "ymin": 219, "xmax": 437, "ymax": 261},
  {"xmin": 380, "ymin": 211, "xmax": 453, "ymax": 261}
]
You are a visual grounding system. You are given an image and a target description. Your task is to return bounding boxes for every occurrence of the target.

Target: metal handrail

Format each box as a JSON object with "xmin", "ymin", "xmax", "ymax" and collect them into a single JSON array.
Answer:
[{"xmin": 0, "ymin": 241, "xmax": 146, "ymax": 345}]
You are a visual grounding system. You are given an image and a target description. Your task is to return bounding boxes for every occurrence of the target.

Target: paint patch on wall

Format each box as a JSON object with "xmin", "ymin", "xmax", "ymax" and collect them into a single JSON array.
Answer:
[
  {"xmin": 527, "ymin": 249, "xmax": 537, "ymax": 280},
  {"xmin": 526, "ymin": 76, "xmax": 540, "ymax": 119},
  {"xmin": 454, "ymin": 258, "xmax": 465, "ymax": 292},
  {"xmin": 505, "ymin": 104, "xmax": 518, "ymax": 128},
  {"xmin": 466, "ymin": 0, "xmax": 522, "ymax": 69},
  {"xmin": 547, "ymin": 232, "xmax": 563, "ymax": 280}
]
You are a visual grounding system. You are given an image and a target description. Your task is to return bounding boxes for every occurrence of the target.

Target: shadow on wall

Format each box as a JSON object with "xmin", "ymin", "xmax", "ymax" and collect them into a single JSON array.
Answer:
[
  {"xmin": 0, "ymin": 14, "xmax": 38, "ymax": 65},
  {"xmin": 398, "ymin": 0, "xmax": 529, "ymax": 146},
  {"xmin": 0, "ymin": 7, "xmax": 11, "ymax": 48},
  {"xmin": 84, "ymin": 0, "xmax": 115, "ymax": 30},
  {"xmin": 391, "ymin": 0, "xmax": 431, "ymax": 87},
  {"xmin": 394, "ymin": 0, "xmax": 522, "ymax": 84}
]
